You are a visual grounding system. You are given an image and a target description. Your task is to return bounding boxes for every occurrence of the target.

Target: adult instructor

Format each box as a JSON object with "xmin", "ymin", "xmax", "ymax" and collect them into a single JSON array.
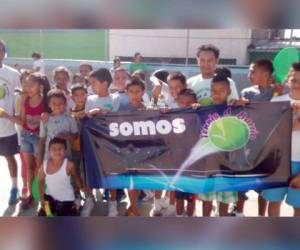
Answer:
[
  {"xmin": 0, "ymin": 40, "xmax": 21, "ymax": 205},
  {"xmin": 187, "ymin": 44, "xmax": 239, "ymax": 105}
]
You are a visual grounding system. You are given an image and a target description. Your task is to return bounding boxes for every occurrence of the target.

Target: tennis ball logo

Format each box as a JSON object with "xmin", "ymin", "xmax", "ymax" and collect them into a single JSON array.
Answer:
[
  {"xmin": 199, "ymin": 97, "xmax": 213, "ymax": 106},
  {"xmin": 0, "ymin": 86, "xmax": 6, "ymax": 100},
  {"xmin": 208, "ymin": 116, "xmax": 250, "ymax": 151}
]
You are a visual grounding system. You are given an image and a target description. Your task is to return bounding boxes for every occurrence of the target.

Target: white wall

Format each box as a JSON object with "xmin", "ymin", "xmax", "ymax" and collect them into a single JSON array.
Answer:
[{"xmin": 109, "ymin": 29, "xmax": 251, "ymax": 64}]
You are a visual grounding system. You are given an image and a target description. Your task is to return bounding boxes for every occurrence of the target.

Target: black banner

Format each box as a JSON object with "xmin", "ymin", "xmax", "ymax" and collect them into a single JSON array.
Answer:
[{"xmin": 82, "ymin": 102, "xmax": 292, "ymax": 194}]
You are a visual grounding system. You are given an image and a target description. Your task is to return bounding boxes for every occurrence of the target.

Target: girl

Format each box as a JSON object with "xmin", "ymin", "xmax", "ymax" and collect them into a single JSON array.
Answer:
[
  {"xmin": 52, "ymin": 66, "xmax": 74, "ymax": 110},
  {"xmin": 19, "ymin": 73, "xmax": 50, "ymax": 209}
]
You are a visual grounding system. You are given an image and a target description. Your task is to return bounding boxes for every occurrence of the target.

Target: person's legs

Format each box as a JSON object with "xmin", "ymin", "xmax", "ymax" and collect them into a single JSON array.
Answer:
[
  {"xmin": 23, "ymin": 153, "xmax": 35, "ymax": 197},
  {"xmin": 176, "ymin": 199, "xmax": 184, "ymax": 216},
  {"xmin": 258, "ymin": 194, "xmax": 267, "ymax": 216},
  {"xmin": 108, "ymin": 189, "xmax": 118, "ymax": 217},
  {"xmin": 164, "ymin": 191, "xmax": 176, "ymax": 216},
  {"xmin": 294, "ymin": 208, "xmax": 300, "ymax": 217},
  {"xmin": 236, "ymin": 192, "xmax": 246, "ymax": 214},
  {"xmin": 20, "ymin": 152, "xmax": 28, "ymax": 197},
  {"xmin": 202, "ymin": 201, "xmax": 213, "ymax": 217},
  {"xmin": 5, "ymin": 154, "xmax": 19, "ymax": 205},
  {"xmin": 262, "ymin": 187, "xmax": 287, "ymax": 217},
  {"xmin": 286, "ymin": 161, "xmax": 300, "ymax": 217},
  {"xmin": 127, "ymin": 190, "xmax": 141, "ymax": 216},
  {"xmin": 219, "ymin": 202, "xmax": 229, "ymax": 216},
  {"xmin": 187, "ymin": 196, "xmax": 196, "ymax": 217}
]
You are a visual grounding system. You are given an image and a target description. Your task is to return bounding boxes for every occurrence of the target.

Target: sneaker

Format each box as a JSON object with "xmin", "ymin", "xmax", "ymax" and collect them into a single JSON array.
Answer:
[
  {"xmin": 80, "ymin": 197, "xmax": 95, "ymax": 217},
  {"xmin": 20, "ymin": 196, "xmax": 33, "ymax": 210},
  {"xmin": 8, "ymin": 187, "xmax": 19, "ymax": 205},
  {"xmin": 159, "ymin": 197, "xmax": 169, "ymax": 209},
  {"xmin": 142, "ymin": 191, "xmax": 154, "ymax": 201},
  {"xmin": 163, "ymin": 205, "xmax": 176, "ymax": 217},
  {"xmin": 108, "ymin": 201, "xmax": 118, "ymax": 217}
]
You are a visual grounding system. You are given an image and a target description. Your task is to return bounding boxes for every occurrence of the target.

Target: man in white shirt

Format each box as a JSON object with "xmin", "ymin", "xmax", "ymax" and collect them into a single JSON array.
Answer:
[
  {"xmin": 187, "ymin": 44, "xmax": 239, "ymax": 106},
  {"xmin": 32, "ymin": 52, "xmax": 45, "ymax": 75},
  {"xmin": 0, "ymin": 40, "xmax": 21, "ymax": 205}
]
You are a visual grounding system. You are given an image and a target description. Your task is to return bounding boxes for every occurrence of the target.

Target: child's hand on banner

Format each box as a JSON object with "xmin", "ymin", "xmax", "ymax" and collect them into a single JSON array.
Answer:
[
  {"xmin": 191, "ymin": 103, "xmax": 201, "ymax": 109},
  {"xmin": 41, "ymin": 112, "xmax": 49, "ymax": 124},
  {"xmin": 160, "ymin": 107, "xmax": 169, "ymax": 113},
  {"xmin": 229, "ymin": 98, "xmax": 250, "ymax": 106},
  {"xmin": 289, "ymin": 174, "xmax": 300, "ymax": 189}
]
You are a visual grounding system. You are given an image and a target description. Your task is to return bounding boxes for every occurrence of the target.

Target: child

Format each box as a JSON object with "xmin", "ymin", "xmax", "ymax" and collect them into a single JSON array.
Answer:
[
  {"xmin": 118, "ymin": 77, "xmax": 147, "ymax": 216},
  {"xmin": 175, "ymin": 88, "xmax": 198, "ymax": 217},
  {"xmin": 262, "ymin": 62, "xmax": 300, "ymax": 217},
  {"xmin": 79, "ymin": 63, "xmax": 93, "ymax": 78},
  {"xmin": 72, "ymin": 73, "xmax": 85, "ymax": 84},
  {"xmin": 201, "ymin": 74, "xmax": 239, "ymax": 217},
  {"xmin": 38, "ymin": 89, "xmax": 79, "ymax": 167},
  {"xmin": 70, "ymin": 83, "xmax": 95, "ymax": 216},
  {"xmin": 31, "ymin": 52, "xmax": 45, "ymax": 75},
  {"xmin": 37, "ymin": 137, "xmax": 83, "ymax": 216},
  {"xmin": 52, "ymin": 66, "xmax": 74, "ymax": 110},
  {"xmin": 85, "ymin": 68, "xmax": 119, "ymax": 216},
  {"xmin": 234, "ymin": 59, "xmax": 275, "ymax": 217},
  {"xmin": 111, "ymin": 68, "xmax": 131, "ymax": 109},
  {"xmin": 152, "ymin": 72, "xmax": 187, "ymax": 217},
  {"xmin": 18, "ymin": 73, "xmax": 50, "ymax": 209}
]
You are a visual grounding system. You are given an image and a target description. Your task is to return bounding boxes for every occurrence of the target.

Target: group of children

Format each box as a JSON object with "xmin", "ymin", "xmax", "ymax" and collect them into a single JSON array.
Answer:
[{"xmin": 1, "ymin": 41, "xmax": 300, "ymax": 217}]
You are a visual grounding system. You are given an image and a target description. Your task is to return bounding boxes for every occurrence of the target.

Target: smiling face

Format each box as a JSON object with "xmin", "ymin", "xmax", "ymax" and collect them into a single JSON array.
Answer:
[
  {"xmin": 54, "ymin": 72, "xmax": 70, "ymax": 91},
  {"xmin": 48, "ymin": 96, "xmax": 66, "ymax": 115},
  {"xmin": 72, "ymin": 89, "xmax": 87, "ymax": 108},
  {"xmin": 168, "ymin": 79, "xmax": 186, "ymax": 99},
  {"xmin": 197, "ymin": 50, "xmax": 218, "ymax": 78},
  {"xmin": 248, "ymin": 64, "xmax": 270, "ymax": 86},
  {"xmin": 288, "ymin": 70, "xmax": 300, "ymax": 93},
  {"xmin": 49, "ymin": 142, "xmax": 66, "ymax": 161},
  {"xmin": 211, "ymin": 82, "xmax": 231, "ymax": 105},
  {"xmin": 90, "ymin": 77, "xmax": 109, "ymax": 97},
  {"xmin": 26, "ymin": 79, "xmax": 42, "ymax": 98}
]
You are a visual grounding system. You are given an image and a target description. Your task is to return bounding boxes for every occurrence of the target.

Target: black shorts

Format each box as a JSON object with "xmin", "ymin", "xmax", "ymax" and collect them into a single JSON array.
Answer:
[
  {"xmin": 38, "ymin": 194, "xmax": 78, "ymax": 216},
  {"xmin": 175, "ymin": 191, "xmax": 196, "ymax": 202},
  {"xmin": 0, "ymin": 134, "xmax": 19, "ymax": 156}
]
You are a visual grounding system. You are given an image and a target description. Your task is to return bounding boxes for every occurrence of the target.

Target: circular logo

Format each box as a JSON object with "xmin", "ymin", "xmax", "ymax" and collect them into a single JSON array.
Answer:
[
  {"xmin": 0, "ymin": 85, "xmax": 7, "ymax": 100},
  {"xmin": 208, "ymin": 116, "xmax": 250, "ymax": 151}
]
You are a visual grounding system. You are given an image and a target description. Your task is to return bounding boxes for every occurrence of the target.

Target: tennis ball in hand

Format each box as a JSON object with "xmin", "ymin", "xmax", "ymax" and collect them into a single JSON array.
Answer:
[{"xmin": 208, "ymin": 116, "xmax": 250, "ymax": 151}]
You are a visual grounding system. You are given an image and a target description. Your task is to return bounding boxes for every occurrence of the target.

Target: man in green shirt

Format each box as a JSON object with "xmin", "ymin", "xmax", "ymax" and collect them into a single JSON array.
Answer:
[{"xmin": 129, "ymin": 52, "xmax": 147, "ymax": 74}]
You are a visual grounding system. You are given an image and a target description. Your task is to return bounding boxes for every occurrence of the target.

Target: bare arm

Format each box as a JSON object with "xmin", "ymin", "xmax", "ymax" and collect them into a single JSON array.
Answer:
[
  {"xmin": 37, "ymin": 138, "xmax": 46, "ymax": 169},
  {"xmin": 67, "ymin": 161, "xmax": 83, "ymax": 192},
  {"xmin": 38, "ymin": 167, "xmax": 46, "ymax": 206}
]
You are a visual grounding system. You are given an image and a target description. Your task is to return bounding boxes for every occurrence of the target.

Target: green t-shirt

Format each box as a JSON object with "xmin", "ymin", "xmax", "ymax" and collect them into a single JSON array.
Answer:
[{"xmin": 129, "ymin": 62, "xmax": 147, "ymax": 73}]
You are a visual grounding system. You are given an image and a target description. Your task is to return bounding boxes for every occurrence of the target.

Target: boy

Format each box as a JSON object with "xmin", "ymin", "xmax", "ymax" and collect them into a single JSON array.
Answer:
[
  {"xmin": 175, "ymin": 89, "xmax": 198, "ymax": 217},
  {"xmin": 262, "ymin": 63, "xmax": 300, "ymax": 217},
  {"xmin": 119, "ymin": 77, "xmax": 147, "ymax": 216},
  {"xmin": 38, "ymin": 137, "xmax": 83, "ymax": 216},
  {"xmin": 152, "ymin": 72, "xmax": 187, "ymax": 216},
  {"xmin": 38, "ymin": 89, "xmax": 79, "ymax": 167},
  {"xmin": 235, "ymin": 59, "xmax": 275, "ymax": 217},
  {"xmin": 85, "ymin": 68, "xmax": 120, "ymax": 216},
  {"xmin": 201, "ymin": 74, "xmax": 239, "ymax": 216},
  {"xmin": 111, "ymin": 68, "xmax": 131, "ymax": 109},
  {"xmin": 70, "ymin": 84, "xmax": 95, "ymax": 216}
]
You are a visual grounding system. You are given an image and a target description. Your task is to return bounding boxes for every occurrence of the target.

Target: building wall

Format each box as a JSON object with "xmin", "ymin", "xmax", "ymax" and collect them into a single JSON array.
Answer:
[{"xmin": 109, "ymin": 29, "xmax": 252, "ymax": 64}]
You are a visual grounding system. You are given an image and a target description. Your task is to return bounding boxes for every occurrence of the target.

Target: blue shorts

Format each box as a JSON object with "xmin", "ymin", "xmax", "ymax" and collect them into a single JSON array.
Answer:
[
  {"xmin": 262, "ymin": 161, "xmax": 300, "ymax": 208},
  {"xmin": 20, "ymin": 131, "xmax": 40, "ymax": 155}
]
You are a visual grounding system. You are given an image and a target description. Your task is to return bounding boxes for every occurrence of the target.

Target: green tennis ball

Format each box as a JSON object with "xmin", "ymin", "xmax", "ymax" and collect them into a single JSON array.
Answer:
[
  {"xmin": 208, "ymin": 116, "xmax": 250, "ymax": 151},
  {"xmin": 199, "ymin": 97, "xmax": 213, "ymax": 106},
  {"xmin": 0, "ymin": 86, "xmax": 6, "ymax": 100}
]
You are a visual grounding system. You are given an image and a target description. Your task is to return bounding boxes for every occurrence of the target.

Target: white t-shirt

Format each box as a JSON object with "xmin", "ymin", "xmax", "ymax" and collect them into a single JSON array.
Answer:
[
  {"xmin": 33, "ymin": 59, "xmax": 45, "ymax": 75},
  {"xmin": 187, "ymin": 74, "xmax": 239, "ymax": 106},
  {"xmin": 271, "ymin": 94, "xmax": 300, "ymax": 162},
  {"xmin": 85, "ymin": 94, "xmax": 120, "ymax": 113},
  {"xmin": 0, "ymin": 64, "xmax": 20, "ymax": 137}
]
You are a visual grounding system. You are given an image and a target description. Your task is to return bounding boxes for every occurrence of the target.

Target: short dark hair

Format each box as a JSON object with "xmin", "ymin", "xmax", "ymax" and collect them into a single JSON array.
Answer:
[
  {"xmin": 212, "ymin": 74, "xmax": 230, "ymax": 87},
  {"xmin": 80, "ymin": 63, "xmax": 93, "ymax": 71},
  {"xmin": 196, "ymin": 44, "xmax": 220, "ymax": 59},
  {"xmin": 152, "ymin": 69, "xmax": 169, "ymax": 83},
  {"xmin": 134, "ymin": 52, "xmax": 141, "ymax": 58},
  {"xmin": 47, "ymin": 89, "xmax": 67, "ymax": 104},
  {"xmin": 114, "ymin": 68, "xmax": 131, "ymax": 78},
  {"xmin": 178, "ymin": 88, "xmax": 197, "ymax": 102},
  {"xmin": 292, "ymin": 62, "xmax": 300, "ymax": 72},
  {"xmin": 215, "ymin": 67, "xmax": 232, "ymax": 79},
  {"xmin": 132, "ymin": 70, "xmax": 146, "ymax": 81},
  {"xmin": 49, "ymin": 137, "xmax": 67, "ymax": 150},
  {"xmin": 253, "ymin": 59, "xmax": 274, "ymax": 75},
  {"xmin": 71, "ymin": 83, "xmax": 87, "ymax": 94},
  {"xmin": 126, "ymin": 77, "xmax": 145, "ymax": 91},
  {"xmin": 89, "ymin": 68, "xmax": 113, "ymax": 86},
  {"xmin": 167, "ymin": 72, "xmax": 186, "ymax": 86},
  {"xmin": 31, "ymin": 52, "xmax": 41, "ymax": 59}
]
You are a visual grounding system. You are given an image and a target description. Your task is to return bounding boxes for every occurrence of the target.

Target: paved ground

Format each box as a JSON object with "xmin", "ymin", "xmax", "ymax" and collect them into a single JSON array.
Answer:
[{"xmin": 0, "ymin": 155, "xmax": 293, "ymax": 217}]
